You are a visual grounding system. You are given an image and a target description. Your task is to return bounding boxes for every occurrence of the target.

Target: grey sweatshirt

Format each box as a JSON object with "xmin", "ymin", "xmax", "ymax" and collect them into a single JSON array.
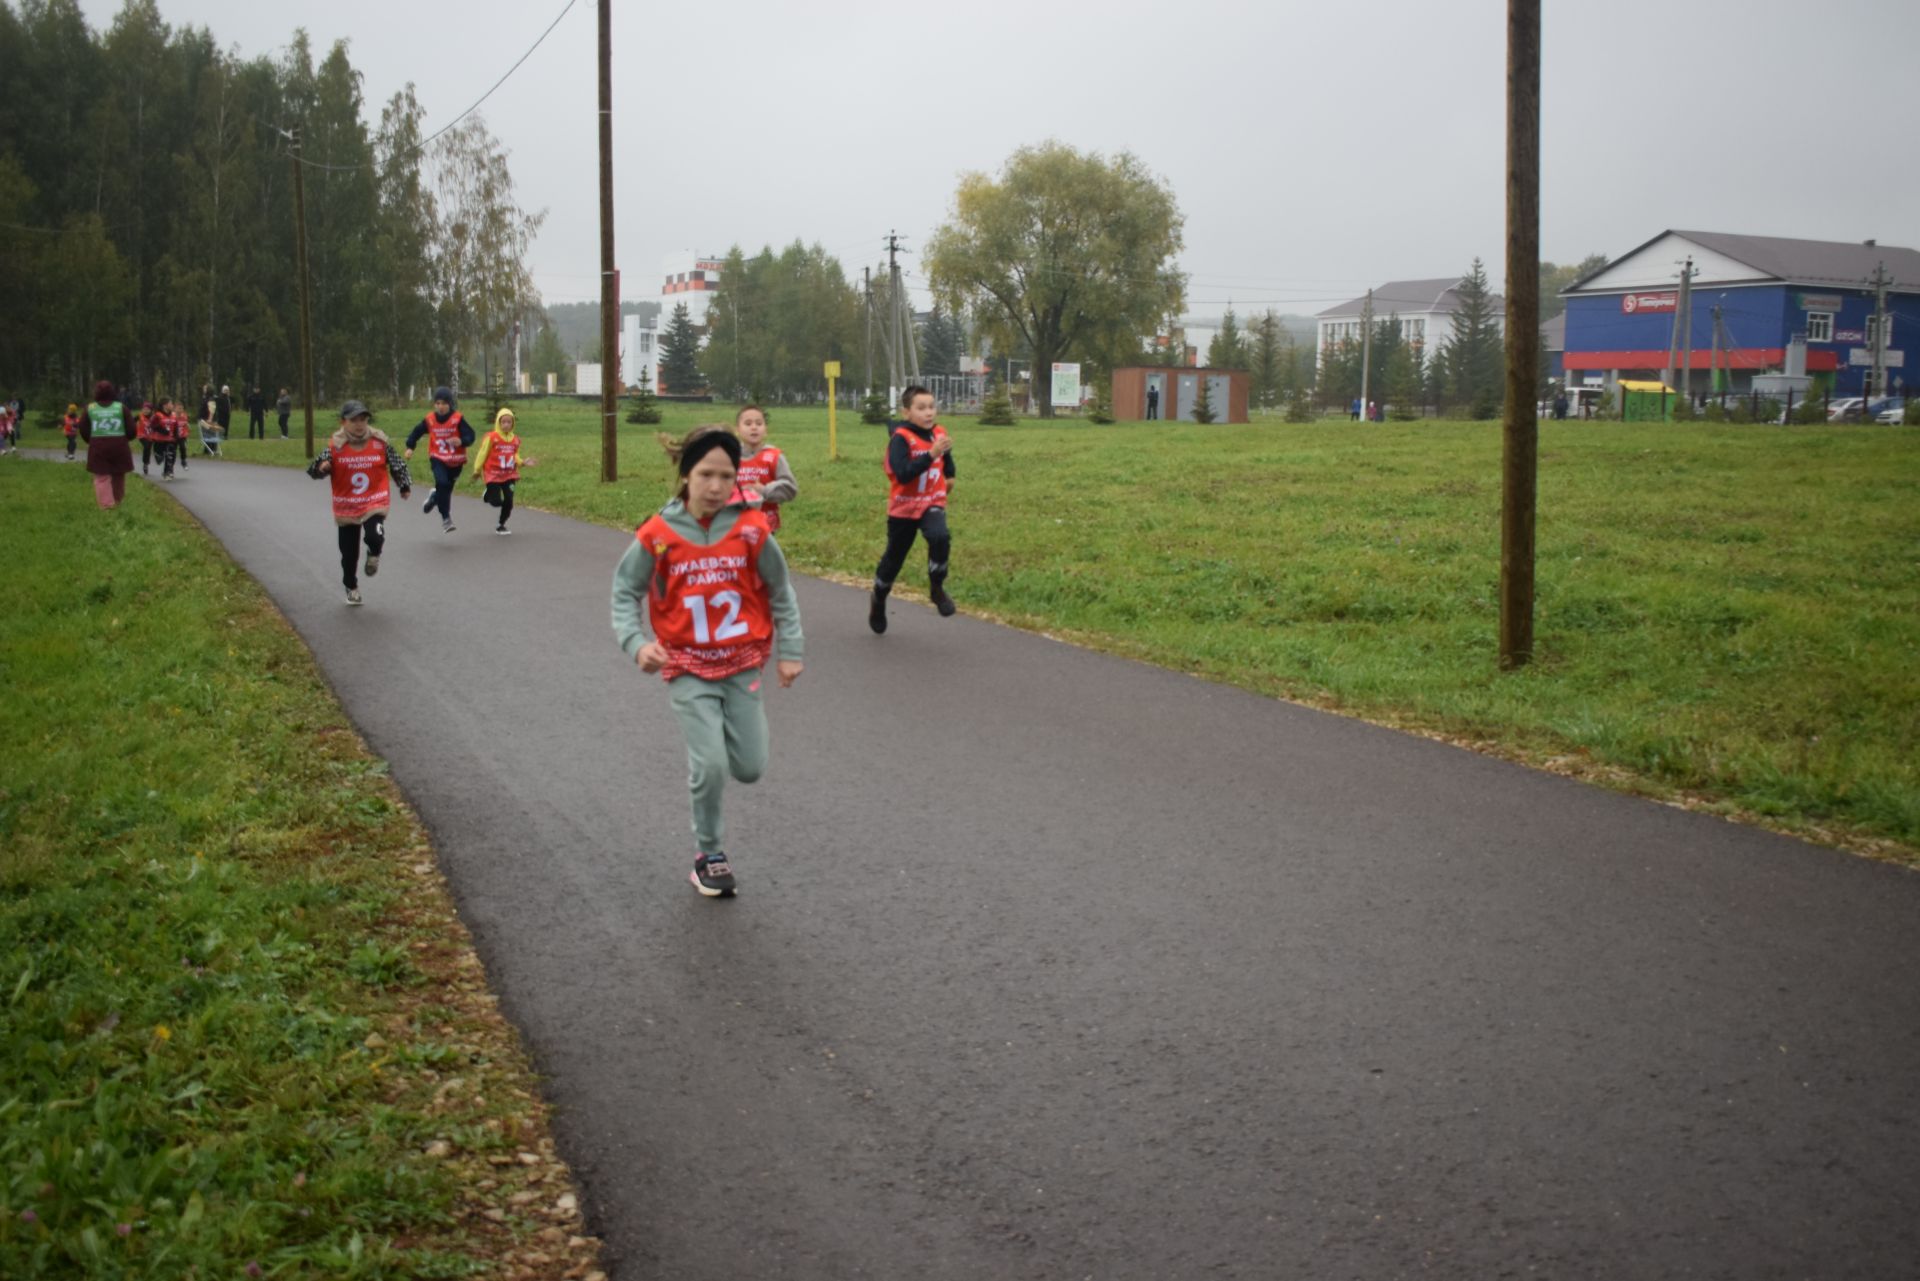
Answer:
[{"xmin": 611, "ymin": 498, "xmax": 805, "ymax": 663}]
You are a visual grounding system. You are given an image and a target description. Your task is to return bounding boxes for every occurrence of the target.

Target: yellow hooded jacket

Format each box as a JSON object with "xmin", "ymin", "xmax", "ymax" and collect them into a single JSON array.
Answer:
[{"xmin": 470, "ymin": 408, "xmax": 520, "ymax": 481}]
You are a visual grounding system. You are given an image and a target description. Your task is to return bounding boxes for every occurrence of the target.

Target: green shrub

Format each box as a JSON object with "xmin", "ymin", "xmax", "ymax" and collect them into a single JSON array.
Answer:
[{"xmin": 860, "ymin": 386, "xmax": 891, "ymax": 425}]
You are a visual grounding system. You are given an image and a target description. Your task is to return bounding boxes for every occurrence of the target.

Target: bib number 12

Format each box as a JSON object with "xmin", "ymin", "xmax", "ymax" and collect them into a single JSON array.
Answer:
[{"xmin": 686, "ymin": 590, "xmax": 748, "ymax": 644}]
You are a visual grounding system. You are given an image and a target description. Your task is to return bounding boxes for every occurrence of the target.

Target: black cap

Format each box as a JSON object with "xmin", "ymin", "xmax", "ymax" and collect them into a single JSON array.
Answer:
[{"xmin": 339, "ymin": 399, "xmax": 374, "ymax": 421}]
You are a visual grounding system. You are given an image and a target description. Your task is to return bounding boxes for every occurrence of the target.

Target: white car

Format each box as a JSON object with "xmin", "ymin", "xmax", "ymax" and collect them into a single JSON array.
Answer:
[{"xmin": 1826, "ymin": 397, "xmax": 1864, "ymax": 421}]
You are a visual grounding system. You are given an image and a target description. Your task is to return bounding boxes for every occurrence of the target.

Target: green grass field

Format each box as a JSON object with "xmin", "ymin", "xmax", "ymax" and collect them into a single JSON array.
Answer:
[
  {"xmin": 219, "ymin": 399, "xmax": 1920, "ymax": 858},
  {"xmin": 0, "ymin": 463, "xmax": 601, "ymax": 1278}
]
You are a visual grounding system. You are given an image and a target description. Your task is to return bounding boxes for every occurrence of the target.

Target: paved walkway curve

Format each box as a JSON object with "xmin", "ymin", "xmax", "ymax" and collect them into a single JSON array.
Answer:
[{"xmin": 144, "ymin": 459, "xmax": 1917, "ymax": 1280}]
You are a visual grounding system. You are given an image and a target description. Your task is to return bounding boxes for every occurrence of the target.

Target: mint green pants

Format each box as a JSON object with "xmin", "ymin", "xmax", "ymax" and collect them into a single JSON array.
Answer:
[{"xmin": 668, "ymin": 667, "xmax": 768, "ymax": 854}]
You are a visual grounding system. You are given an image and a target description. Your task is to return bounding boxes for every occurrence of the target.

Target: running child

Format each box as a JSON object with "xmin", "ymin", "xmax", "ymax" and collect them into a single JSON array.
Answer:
[
  {"xmin": 152, "ymin": 399, "xmax": 181, "ymax": 480},
  {"xmin": 0, "ymin": 401, "xmax": 13, "ymax": 455},
  {"xmin": 868, "ymin": 384, "xmax": 957, "ymax": 633},
  {"xmin": 611, "ymin": 426, "xmax": 804, "ymax": 897},
  {"xmin": 306, "ymin": 400, "xmax": 412, "ymax": 606},
  {"xmin": 730, "ymin": 403, "xmax": 797, "ymax": 531},
  {"xmin": 468, "ymin": 407, "xmax": 537, "ymax": 535},
  {"xmin": 167, "ymin": 398, "xmax": 190, "ymax": 472},
  {"xmin": 135, "ymin": 401, "xmax": 160, "ymax": 475},
  {"xmin": 62, "ymin": 402, "xmax": 81, "ymax": 461},
  {"xmin": 405, "ymin": 386, "xmax": 474, "ymax": 533}
]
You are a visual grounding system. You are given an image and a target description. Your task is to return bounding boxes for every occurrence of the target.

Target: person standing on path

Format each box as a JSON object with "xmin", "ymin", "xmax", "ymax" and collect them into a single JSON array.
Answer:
[
  {"xmin": 730, "ymin": 404, "xmax": 797, "ymax": 531},
  {"xmin": 276, "ymin": 388, "xmax": 292, "ymax": 438},
  {"xmin": 246, "ymin": 386, "xmax": 266, "ymax": 439},
  {"xmin": 306, "ymin": 400, "xmax": 412, "ymax": 607},
  {"xmin": 469, "ymin": 407, "xmax": 536, "ymax": 535},
  {"xmin": 214, "ymin": 385, "xmax": 232, "ymax": 437},
  {"xmin": 405, "ymin": 387, "xmax": 474, "ymax": 533},
  {"xmin": 611, "ymin": 426, "xmax": 804, "ymax": 897},
  {"xmin": 61, "ymin": 402, "xmax": 81, "ymax": 460},
  {"xmin": 868, "ymin": 385, "xmax": 957, "ymax": 634},
  {"xmin": 77, "ymin": 380, "xmax": 135, "ymax": 509}
]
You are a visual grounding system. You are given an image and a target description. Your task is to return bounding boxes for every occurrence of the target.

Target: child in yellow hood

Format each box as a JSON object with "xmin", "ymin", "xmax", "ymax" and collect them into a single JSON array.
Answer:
[{"xmin": 470, "ymin": 407, "xmax": 537, "ymax": 535}]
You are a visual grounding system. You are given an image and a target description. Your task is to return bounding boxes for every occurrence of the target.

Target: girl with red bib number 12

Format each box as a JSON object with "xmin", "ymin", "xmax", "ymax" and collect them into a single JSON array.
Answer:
[{"xmin": 611, "ymin": 427, "xmax": 805, "ymax": 898}]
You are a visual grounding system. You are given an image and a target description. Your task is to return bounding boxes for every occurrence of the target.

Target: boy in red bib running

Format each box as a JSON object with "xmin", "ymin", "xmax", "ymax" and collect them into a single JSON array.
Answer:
[
  {"xmin": 404, "ymin": 386, "xmax": 474, "ymax": 533},
  {"xmin": 306, "ymin": 400, "xmax": 413, "ymax": 606},
  {"xmin": 729, "ymin": 404, "xmax": 797, "ymax": 531},
  {"xmin": 868, "ymin": 385, "xmax": 957, "ymax": 633},
  {"xmin": 469, "ymin": 407, "xmax": 537, "ymax": 535},
  {"xmin": 611, "ymin": 426, "xmax": 804, "ymax": 897}
]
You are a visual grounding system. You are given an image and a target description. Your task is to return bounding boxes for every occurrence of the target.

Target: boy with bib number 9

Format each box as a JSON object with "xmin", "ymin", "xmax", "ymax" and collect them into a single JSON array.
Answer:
[
  {"xmin": 868, "ymin": 385, "xmax": 957, "ymax": 633},
  {"xmin": 306, "ymin": 400, "xmax": 414, "ymax": 606},
  {"xmin": 611, "ymin": 426, "xmax": 804, "ymax": 897}
]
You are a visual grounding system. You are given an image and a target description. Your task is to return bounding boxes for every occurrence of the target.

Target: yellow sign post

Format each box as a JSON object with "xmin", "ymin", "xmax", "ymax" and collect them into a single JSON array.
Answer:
[{"xmin": 824, "ymin": 360, "xmax": 842, "ymax": 460}]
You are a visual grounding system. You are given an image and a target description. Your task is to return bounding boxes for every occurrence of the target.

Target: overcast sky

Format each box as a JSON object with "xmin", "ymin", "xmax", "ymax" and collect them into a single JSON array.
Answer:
[{"xmin": 74, "ymin": 0, "xmax": 1920, "ymax": 316}]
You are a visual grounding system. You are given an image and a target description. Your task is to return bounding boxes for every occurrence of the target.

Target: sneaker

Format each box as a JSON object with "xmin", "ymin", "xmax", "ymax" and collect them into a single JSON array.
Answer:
[
  {"xmin": 423, "ymin": 494, "xmax": 436, "ymax": 514},
  {"xmin": 345, "ymin": 589, "xmax": 363, "ymax": 606},
  {"xmin": 930, "ymin": 585, "xmax": 957, "ymax": 618},
  {"xmin": 496, "ymin": 525, "xmax": 511, "ymax": 535},
  {"xmin": 691, "ymin": 853, "xmax": 736, "ymax": 897},
  {"xmin": 363, "ymin": 553, "xmax": 380, "ymax": 577},
  {"xmin": 442, "ymin": 517, "xmax": 456, "ymax": 534},
  {"xmin": 868, "ymin": 587, "xmax": 889, "ymax": 635}
]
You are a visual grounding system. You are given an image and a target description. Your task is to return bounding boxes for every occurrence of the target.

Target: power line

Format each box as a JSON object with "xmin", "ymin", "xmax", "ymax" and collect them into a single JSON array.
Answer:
[{"xmin": 287, "ymin": 0, "xmax": 579, "ymax": 174}]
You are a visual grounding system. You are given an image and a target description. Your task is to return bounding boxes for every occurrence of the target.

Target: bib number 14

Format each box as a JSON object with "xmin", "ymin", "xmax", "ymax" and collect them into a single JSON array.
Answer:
[{"xmin": 686, "ymin": 590, "xmax": 748, "ymax": 644}]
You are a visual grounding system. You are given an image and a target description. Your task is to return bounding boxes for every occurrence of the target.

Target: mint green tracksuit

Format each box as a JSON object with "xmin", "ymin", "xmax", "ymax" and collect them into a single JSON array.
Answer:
[{"xmin": 611, "ymin": 499, "xmax": 804, "ymax": 854}]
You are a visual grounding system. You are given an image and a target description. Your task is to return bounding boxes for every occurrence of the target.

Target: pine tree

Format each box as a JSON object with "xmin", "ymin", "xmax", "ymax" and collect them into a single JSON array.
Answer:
[
  {"xmin": 1191, "ymin": 375, "xmax": 1217, "ymax": 424},
  {"xmin": 1438, "ymin": 258, "xmax": 1502, "ymax": 418},
  {"xmin": 1206, "ymin": 307, "xmax": 1246, "ymax": 370},
  {"xmin": 1250, "ymin": 312, "xmax": 1285, "ymax": 408},
  {"xmin": 861, "ymin": 384, "xmax": 891, "ymax": 425},
  {"xmin": 625, "ymin": 368, "xmax": 662, "ymax": 424},
  {"xmin": 1285, "ymin": 383, "xmax": 1315, "ymax": 423},
  {"xmin": 657, "ymin": 301, "xmax": 706, "ymax": 395},
  {"xmin": 1087, "ymin": 371, "xmax": 1115, "ymax": 424},
  {"xmin": 978, "ymin": 369, "xmax": 1017, "ymax": 425}
]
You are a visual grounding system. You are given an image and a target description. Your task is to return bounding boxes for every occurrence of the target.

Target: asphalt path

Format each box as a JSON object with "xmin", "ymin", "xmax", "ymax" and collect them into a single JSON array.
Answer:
[{"xmin": 138, "ymin": 456, "xmax": 1917, "ymax": 1280}]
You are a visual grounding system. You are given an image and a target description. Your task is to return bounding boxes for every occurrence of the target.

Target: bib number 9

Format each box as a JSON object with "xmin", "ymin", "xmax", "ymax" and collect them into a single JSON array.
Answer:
[
  {"xmin": 349, "ymin": 471, "xmax": 372, "ymax": 495},
  {"xmin": 686, "ymin": 591, "xmax": 748, "ymax": 644}
]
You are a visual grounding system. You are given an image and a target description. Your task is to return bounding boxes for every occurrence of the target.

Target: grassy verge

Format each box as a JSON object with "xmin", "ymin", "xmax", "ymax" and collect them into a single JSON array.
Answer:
[
  {"xmin": 0, "ymin": 461, "xmax": 605, "ymax": 1280},
  {"xmin": 217, "ymin": 400, "xmax": 1920, "ymax": 860}
]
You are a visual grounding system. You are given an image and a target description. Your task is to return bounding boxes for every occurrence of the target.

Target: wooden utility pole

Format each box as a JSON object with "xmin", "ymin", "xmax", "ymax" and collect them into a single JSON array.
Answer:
[
  {"xmin": 1358, "ymin": 288, "xmax": 1374, "ymax": 420},
  {"xmin": 1499, "ymin": 0, "xmax": 1540, "ymax": 671},
  {"xmin": 597, "ymin": 0, "xmax": 618, "ymax": 483},
  {"xmin": 289, "ymin": 130, "xmax": 318, "ymax": 458}
]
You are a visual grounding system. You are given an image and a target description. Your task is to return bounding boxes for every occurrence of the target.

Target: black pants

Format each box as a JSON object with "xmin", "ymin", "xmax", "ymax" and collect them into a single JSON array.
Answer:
[
  {"xmin": 874, "ymin": 507, "xmax": 950, "ymax": 589},
  {"xmin": 65, "ymin": 434, "xmax": 77, "ymax": 457},
  {"xmin": 484, "ymin": 480, "xmax": 516, "ymax": 526},
  {"xmin": 337, "ymin": 516, "xmax": 386, "ymax": 590},
  {"xmin": 140, "ymin": 439, "xmax": 154, "ymax": 470},
  {"xmin": 278, "ymin": 411, "xmax": 290, "ymax": 437},
  {"xmin": 427, "ymin": 460, "xmax": 462, "ymax": 519},
  {"xmin": 248, "ymin": 410, "xmax": 265, "ymax": 439},
  {"xmin": 155, "ymin": 441, "xmax": 175, "ymax": 477}
]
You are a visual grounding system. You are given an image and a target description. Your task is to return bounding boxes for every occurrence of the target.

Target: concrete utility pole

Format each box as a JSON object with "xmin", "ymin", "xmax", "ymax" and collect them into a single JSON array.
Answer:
[
  {"xmin": 1499, "ymin": 0, "xmax": 1540, "ymax": 671},
  {"xmin": 863, "ymin": 265, "xmax": 873, "ymax": 392},
  {"xmin": 1359, "ymin": 288, "xmax": 1374, "ymax": 420},
  {"xmin": 883, "ymin": 231, "xmax": 920, "ymax": 405},
  {"xmin": 596, "ymin": 0, "xmax": 617, "ymax": 483},
  {"xmin": 287, "ymin": 129, "xmax": 317, "ymax": 458},
  {"xmin": 1677, "ymin": 257, "xmax": 1697, "ymax": 402},
  {"xmin": 1868, "ymin": 261, "xmax": 1892, "ymax": 403}
]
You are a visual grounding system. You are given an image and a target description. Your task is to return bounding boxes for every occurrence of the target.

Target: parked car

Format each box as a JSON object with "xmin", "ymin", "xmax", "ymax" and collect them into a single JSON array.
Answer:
[
  {"xmin": 1832, "ymin": 396, "xmax": 1901, "ymax": 423},
  {"xmin": 1826, "ymin": 396, "xmax": 1865, "ymax": 421},
  {"xmin": 1873, "ymin": 398, "xmax": 1907, "ymax": 424}
]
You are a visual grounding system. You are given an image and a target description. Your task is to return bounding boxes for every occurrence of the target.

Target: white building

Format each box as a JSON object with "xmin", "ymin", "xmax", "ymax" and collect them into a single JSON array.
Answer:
[
  {"xmin": 620, "ymin": 312, "xmax": 657, "ymax": 393},
  {"xmin": 660, "ymin": 252, "xmax": 723, "ymax": 330},
  {"xmin": 1315, "ymin": 277, "xmax": 1504, "ymax": 364}
]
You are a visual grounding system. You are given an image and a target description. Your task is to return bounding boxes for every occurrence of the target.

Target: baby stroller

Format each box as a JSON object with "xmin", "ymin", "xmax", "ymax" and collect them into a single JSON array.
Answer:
[{"xmin": 199, "ymin": 415, "xmax": 223, "ymax": 457}]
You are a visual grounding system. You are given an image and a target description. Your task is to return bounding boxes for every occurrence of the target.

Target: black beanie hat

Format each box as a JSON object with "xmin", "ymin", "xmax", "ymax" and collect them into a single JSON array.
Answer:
[
  {"xmin": 678, "ymin": 427, "xmax": 741, "ymax": 476},
  {"xmin": 432, "ymin": 386, "xmax": 454, "ymax": 406}
]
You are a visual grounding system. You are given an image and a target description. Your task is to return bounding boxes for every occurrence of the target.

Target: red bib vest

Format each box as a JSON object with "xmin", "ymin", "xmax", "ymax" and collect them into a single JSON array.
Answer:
[
  {"xmin": 62, "ymin": 414, "xmax": 81, "ymax": 437},
  {"xmin": 884, "ymin": 425, "xmax": 949, "ymax": 519},
  {"xmin": 735, "ymin": 445, "xmax": 784, "ymax": 530},
  {"xmin": 634, "ymin": 510, "xmax": 775, "ymax": 677},
  {"xmin": 330, "ymin": 436, "xmax": 393, "ymax": 521},
  {"xmin": 481, "ymin": 431, "xmax": 520, "ymax": 483},
  {"xmin": 427, "ymin": 412, "xmax": 468, "ymax": 464}
]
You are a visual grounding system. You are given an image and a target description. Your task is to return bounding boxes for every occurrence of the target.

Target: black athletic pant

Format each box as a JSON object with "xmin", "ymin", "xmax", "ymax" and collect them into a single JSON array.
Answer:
[
  {"xmin": 248, "ymin": 410, "xmax": 264, "ymax": 439},
  {"xmin": 485, "ymin": 480, "xmax": 516, "ymax": 526},
  {"xmin": 874, "ymin": 507, "xmax": 950, "ymax": 589},
  {"xmin": 427, "ymin": 460, "xmax": 462, "ymax": 519},
  {"xmin": 65, "ymin": 434, "xmax": 77, "ymax": 458},
  {"xmin": 278, "ymin": 411, "xmax": 290, "ymax": 437},
  {"xmin": 337, "ymin": 516, "xmax": 386, "ymax": 590},
  {"xmin": 155, "ymin": 440, "xmax": 175, "ymax": 477}
]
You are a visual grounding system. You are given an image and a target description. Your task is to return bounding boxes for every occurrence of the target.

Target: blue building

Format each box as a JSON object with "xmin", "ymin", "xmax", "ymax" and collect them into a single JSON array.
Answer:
[{"xmin": 1562, "ymin": 230, "xmax": 1920, "ymax": 399}]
